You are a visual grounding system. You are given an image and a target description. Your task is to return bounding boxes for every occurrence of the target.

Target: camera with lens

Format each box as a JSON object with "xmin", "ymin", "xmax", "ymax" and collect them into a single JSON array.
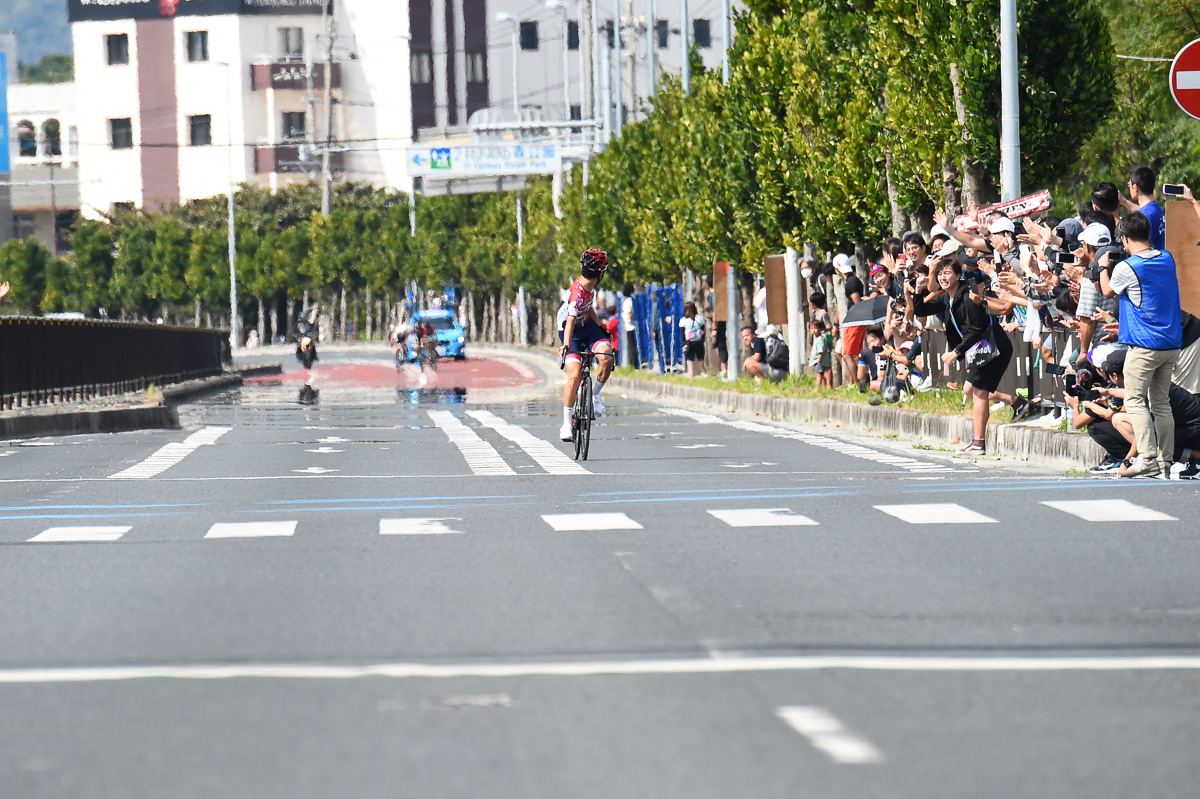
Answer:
[
  {"xmin": 1064, "ymin": 369, "xmax": 1101, "ymax": 402},
  {"xmin": 1086, "ymin": 249, "xmax": 1130, "ymax": 283}
]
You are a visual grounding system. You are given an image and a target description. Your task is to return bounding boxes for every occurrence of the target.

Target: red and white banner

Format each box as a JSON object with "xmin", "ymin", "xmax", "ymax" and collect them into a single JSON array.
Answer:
[{"xmin": 953, "ymin": 189, "xmax": 1053, "ymax": 232}]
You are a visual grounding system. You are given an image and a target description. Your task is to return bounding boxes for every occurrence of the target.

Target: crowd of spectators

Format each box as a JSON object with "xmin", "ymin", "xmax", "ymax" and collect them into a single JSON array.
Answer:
[{"xmin": 669, "ymin": 167, "xmax": 1200, "ymax": 477}]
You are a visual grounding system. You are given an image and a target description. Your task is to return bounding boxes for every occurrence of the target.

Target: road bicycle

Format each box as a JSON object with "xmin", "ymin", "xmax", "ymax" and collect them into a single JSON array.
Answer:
[{"xmin": 562, "ymin": 350, "xmax": 596, "ymax": 460}]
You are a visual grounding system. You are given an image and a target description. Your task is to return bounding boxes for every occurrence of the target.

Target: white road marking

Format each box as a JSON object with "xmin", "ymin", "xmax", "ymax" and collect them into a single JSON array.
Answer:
[
  {"xmin": 707, "ymin": 508, "xmax": 817, "ymax": 527},
  {"xmin": 318, "ymin": 437, "xmax": 349, "ymax": 443},
  {"xmin": 28, "ymin": 526, "xmax": 131, "ymax": 543},
  {"xmin": 380, "ymin": 518, "xmax": 463, "ymax": 535},
  {"xmin": 427, "ymin": 410, "xmax": 517, "ymax": 476},
  {"xmin": 4, "ymin": 654, "xmax": 1200, "ymax": 684},
  {"xmin": 466, "ymin": 410, "xmax": 590, "ymax": 475},
  {"xmin": 776, "ymin": 706, "xmax": 882, "ymax": 764},
  {"xmin": 204, "ymin": 521, "xmax": 296, "ymax": 539},
  {"xmin": 292, "ymin": 467, "xmax": 338, "ymax": 474},
  {"xmin": 875, "ymin": 503, "xmax": 998, "ymax": 524},
  {"xmin": 1042, "ymin": 499, "xmax": 1176, "ymax": 522},
  {"xmin": 675, "ymin": 443, "xmax": 725, "ymax": 449},
  {"xmin": 306, "ymin": 447, "xmax": 344, "ymax": 454},
  {"xmin": 659, "ymin": 407, "xmax": 953, "ymax": 473},
  {"xmin": 723, "ymin": 463, "xmax": 755, "ymax": 468},
  {"xmin": 542, "ymin": 513, "xmax": 643, "ymax": 531},
  {"xmin": 108, "ymin": 426, "xmax": 231, "ymax": 479}
]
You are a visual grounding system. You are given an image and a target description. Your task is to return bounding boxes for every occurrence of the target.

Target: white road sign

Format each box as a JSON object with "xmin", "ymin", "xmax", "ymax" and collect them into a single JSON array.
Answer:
[{"xmin": 408, "ymin": 144, "xmax": 559, "ymax": 177}]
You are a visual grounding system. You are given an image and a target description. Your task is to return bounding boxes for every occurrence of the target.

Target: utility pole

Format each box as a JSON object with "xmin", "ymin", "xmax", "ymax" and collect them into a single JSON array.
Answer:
[
  {"xmin": 680, "ymin": 0, "xmax": 690, "ymax": 96},
  {"xmin": 999, "ymin": 0, "xmax": 1020, "ymax": 201},
  {"xmin": 320, "ymin": 0, "xmax": 336, "ymax": 216},
  {"xmin": 725, "ymin": 263, "xmax": 739, "ymax": 380},
  {"xmin": 44, "ymin": 136, "xmax": 58, "ymax": 257},
  {"xmin": 720, "ymin": 0, "xmax": 730, "ymax": 83},
  {"xmin": 612, "ymin": 0, "xmax": 622, "ymax": 134},
  {"xmin": 625, "ymin": 0, "xmax": 636, "ymax": 121},
  {"xmin": 647, "ymin": 0, "xmax": 656, "ymax": 99}
]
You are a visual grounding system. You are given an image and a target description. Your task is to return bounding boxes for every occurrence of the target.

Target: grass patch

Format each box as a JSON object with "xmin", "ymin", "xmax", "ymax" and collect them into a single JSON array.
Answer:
[{"xmin": 615, "ymin": 367, "xmax": 970, "ymax": 416}]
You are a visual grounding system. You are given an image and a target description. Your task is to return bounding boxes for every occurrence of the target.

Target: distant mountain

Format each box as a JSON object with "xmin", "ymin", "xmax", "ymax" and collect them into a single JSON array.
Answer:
[{"xmin": 0, "ymin": 0, "xmax": 72, "ymax": 64}]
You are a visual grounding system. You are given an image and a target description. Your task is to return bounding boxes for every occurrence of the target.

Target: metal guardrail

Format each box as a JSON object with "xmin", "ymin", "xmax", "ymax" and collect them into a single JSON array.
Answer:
[{"xmin": 0, "ymin": 317, "xmax": 230, "ymax": 410}]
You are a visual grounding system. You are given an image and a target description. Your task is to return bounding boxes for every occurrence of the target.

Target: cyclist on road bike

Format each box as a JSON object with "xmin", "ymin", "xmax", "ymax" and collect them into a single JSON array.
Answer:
[{"xmin": 558, "ymin": 248, "xmax": 615, "ymax": 441}]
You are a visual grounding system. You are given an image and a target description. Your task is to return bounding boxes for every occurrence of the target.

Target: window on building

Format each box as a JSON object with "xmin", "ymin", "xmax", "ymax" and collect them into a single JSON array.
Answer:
[
  {"xmin": 655, "ymin": 20, "xmax": 670, "ymax": 49},
  {"xmin": 282, "ymin": 111, "xmax": 306, "ymax": 141},
  {"xmin": 279, "ymin": 27, "xmax": 304, "ymax": 59},
  {"xmin": 602, "ymin": 19, "xmax": 614, "ymax": 49},
  {"xmin": 693, "ymin": 19, "xmax": 711, "ymax": 48},
  {"xmin": 187, "ymin": 31, "xmax": 209, "ymax": 62},
  {"xmin": 112, "ymin": 202, "xmax": 135, "ymax": 213},
  {"xmin": 110, "ymin": 118, "xmax": 133, "ymax": 150},
  {"xmin": 106, "ymin": 34, "xmax": 129, "ymax": 65},
  {"xmin": 189, "ymin": 114, "xmax": 212, "ymax": 146},
  {"xmin": 411, "ymin": 51, "xmax": 433, "ymax": 84},
  {"xmin": 13, "ymin": 214, "xmax": 36, "ymax": 241},
  {"xmin": 42, "ymin": 119, "xmax": 61, "ymax": 156},
  {"xmin": 17, "ymin": 119, "xmax": 37, "ymax": 157},
  {"xmin": 567, "ymin": 20, "xmax": 579, "ymax": 50},
  {"xmin": 466, "ymin": 51, "xmax": 486, "ymax": 84},
  {"xmin": 68, "ymin": 126, "xmax": 78, "ymax": 157},
  {"xmin": 569, "ymin": 103, "xmax": 581, "ymax": 133},
  {"xmin": 519, "ymin": 21, "xmax": 539, "ymax": 51}
]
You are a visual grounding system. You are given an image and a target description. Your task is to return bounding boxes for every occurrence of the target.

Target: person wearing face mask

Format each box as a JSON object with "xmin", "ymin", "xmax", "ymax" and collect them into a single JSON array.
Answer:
[{"xmin": 910, "ymin": 254, "xmax": 1014, "ymax": 455}]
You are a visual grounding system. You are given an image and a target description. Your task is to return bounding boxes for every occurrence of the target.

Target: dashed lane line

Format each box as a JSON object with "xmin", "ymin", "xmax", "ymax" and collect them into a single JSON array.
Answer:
[
  {"xmin": 875, "ymin": 503, "xmax": 998, "ymax": 524},
  {"xmin": 108, "ymin": 426, "xmax": 231, "ymax": 480},
  {"xmin": 204, "ymin": 521, "xmax": 297, "ymax": 539},
  {"xmin": 707, "ymin": 508, "xmax": 818, "ymax": 527},
  {"xmin": 659, "ymin": 407, "xmax": 953, "ymax": 473},
  {"xmin": 379, "ymin": 518, "xmax": 464, "ymax": 535},
  {"xmin": 466, "ymin": 410, "xmax": 590, "ymax": 476},
  {"xmin": 28, "ymin": 526, "xmax": 131, "ymax": 543},
  {"xmin": 427, "ymin": 411, "xmax": 517, "ymax": 476},
  {"xmin": 1042, "ymin": 499, "xmax": 1177, "ymax": 522}
]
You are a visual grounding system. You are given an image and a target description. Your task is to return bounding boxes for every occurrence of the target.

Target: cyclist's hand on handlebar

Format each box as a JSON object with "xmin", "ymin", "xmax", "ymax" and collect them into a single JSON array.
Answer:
[{"xmin": 559, "ymin": 345, "xmax": 569, "ymax": 368}]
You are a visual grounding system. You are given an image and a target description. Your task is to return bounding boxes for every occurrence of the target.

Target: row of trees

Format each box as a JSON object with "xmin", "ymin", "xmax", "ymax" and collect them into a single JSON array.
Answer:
[{"xmin": 2, "ymin": 0, "xmax": 1195, "ymax": 338}]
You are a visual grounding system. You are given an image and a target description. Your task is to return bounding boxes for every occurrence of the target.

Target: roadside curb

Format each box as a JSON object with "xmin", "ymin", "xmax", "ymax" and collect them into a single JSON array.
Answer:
[{"xmin": 603, "ymin": 375, "xmax": 1103, "ymax": 472}]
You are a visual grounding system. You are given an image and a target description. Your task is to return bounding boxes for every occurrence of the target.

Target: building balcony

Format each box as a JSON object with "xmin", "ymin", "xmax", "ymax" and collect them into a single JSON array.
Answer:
[
  {"xmin": 250, "ymin": 62, "xmax": 341, "ymax": 92},
  {"xmin": 254, "ymin": 145, "xmax": 344, "ymax": 175}
]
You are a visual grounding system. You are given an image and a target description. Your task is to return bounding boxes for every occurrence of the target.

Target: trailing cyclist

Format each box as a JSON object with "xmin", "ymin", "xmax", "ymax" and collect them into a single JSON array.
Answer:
[{"xmin": 558, "ymin": 249, "xmax": 615, "ymax": 441}]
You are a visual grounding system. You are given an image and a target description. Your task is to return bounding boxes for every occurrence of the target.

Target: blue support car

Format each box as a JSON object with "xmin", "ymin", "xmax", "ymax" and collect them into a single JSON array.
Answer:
[{"xmin": 407, "ymin": 309, "xmax": 467, "ymax": 361}]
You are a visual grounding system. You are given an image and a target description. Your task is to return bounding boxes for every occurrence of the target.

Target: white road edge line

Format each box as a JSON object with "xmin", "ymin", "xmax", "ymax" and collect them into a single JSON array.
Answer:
[
  {"xmin": 776, "ymin": 706, "xmax": 882, "ymax": 764},
  {"xmin": 4, "ymin": 655, "xmax": 1200, "ymax": 684},
  {"xmin": 108, "ymin": 426, "xmax": 232, "ymax": 479},
  {"xmin": 466, "ymin": 410, "xmax": 590, "ymax": 476}
]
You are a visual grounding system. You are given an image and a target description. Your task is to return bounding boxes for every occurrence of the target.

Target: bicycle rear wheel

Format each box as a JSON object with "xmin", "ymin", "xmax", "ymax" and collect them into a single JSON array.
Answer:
[{"xmin": 579, "ymin": 375, "xmax": 593, "ymax": 461}]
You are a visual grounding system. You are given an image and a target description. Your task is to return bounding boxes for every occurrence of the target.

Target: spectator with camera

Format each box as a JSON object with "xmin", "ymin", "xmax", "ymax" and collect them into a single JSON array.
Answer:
[
  {"xmin": 1075, "ymin": 222, "xmax": 1121, "ymax": 367},
  {"xmin": 1098, "ymin": 211, "xmax": 1183, "ymax": 478},
  {"xmin": 1120, "ymin": 167, "xmax": 1166, "ymax": 250}
]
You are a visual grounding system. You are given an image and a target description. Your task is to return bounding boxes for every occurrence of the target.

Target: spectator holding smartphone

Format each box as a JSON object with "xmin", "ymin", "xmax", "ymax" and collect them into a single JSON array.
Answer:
[
  {"xmin": 1099, "ymin": 212, "xmax": 1183, "ymax": 478},
  {"xmin": 1120, "ymin": 166, "xmax": 1166, "ymax": 250}
]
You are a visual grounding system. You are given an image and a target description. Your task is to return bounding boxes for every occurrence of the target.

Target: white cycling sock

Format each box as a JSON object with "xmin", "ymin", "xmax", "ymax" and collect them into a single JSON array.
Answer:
[
  {"xmin": 563, "ymin": 406, "xmax": 573, "ymax": 424},
  {"xmin": 592, "ymin": 380, "xmax": 605, "ymax": 397}
]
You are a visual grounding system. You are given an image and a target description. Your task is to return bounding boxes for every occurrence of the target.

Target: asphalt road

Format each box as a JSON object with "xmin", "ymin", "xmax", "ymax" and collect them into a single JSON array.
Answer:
[{"xmin": 2, "ymin": 345, "xmax": 1198, "ymax": 798}]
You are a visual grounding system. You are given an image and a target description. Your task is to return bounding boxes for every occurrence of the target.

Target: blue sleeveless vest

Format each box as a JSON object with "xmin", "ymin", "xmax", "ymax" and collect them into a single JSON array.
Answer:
[{"xmin": 1117, "ymin": 250, "xmax": 1182, "ymax": 351}]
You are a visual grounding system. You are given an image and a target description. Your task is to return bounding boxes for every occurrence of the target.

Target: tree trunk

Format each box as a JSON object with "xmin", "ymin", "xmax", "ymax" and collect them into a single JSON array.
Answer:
[
  {"xmin": 941, "ymin": 155, "xmax": 960, "ymax": 217},
  {"xmin": 364, "ymin": 288, "xmax": 373, "ymax": 341},
  {"xmin": 205, "ymin": 310, "xmax": 213, "ymax": 329},
  {"xmin": 302, "ymin": 286, "xmax": 310, "ymax": 315},
  {"xmin": 285, "ymin": 298, "xmax": 294, "ymax": 341},
  {"xmin": 339, "ymin": 285, "xmax": 348, "ymax": 341},
  {"xmin": 884, "ymin": 151, "xmax": 908, "ymax": 236},
  {"xmin": 269, "ymin": 303, "xmax": 279, "ymax": 346},
  {"xmin": 194, "ymin": 298, "xmax": 201, "ymax": 327},
  {"xmin": 257, "ymin": 296, "xmax": 266, "ymax": 347},
  {"xmin": 466, "ymin": 292, "xmax": 477, "ymax": 340}
]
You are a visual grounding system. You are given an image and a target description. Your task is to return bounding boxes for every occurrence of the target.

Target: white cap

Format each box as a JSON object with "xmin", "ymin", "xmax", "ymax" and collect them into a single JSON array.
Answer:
[
  {"xmin": 1079, "ymin": 223, "xmax": 1112, "ymax": 248},
  {"xmin": 987, "ymin": 216, "xmax": 1016, "ymax": 234},
  {"xmin": 935, "ymin": 240, "xmax": 960, "ymax": 258},
  {"xmin": 930, "ymin": 225, "xmax": 950, "ymax": 240},
  {"xmin": 833, "ymin": 253, "xmax": 853, "ymax": 273}
]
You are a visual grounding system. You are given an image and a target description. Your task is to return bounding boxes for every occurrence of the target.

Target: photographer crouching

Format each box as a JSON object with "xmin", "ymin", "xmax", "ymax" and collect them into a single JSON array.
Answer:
[{"xmin": 1097, "ymin": 212, "xmax": 1183, "ymax": 479}]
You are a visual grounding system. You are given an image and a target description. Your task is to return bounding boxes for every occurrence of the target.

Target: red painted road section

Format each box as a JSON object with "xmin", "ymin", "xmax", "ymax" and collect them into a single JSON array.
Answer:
[{"xmin": 244, "ymin": 356, "xmax": 541, "ymax": 391}]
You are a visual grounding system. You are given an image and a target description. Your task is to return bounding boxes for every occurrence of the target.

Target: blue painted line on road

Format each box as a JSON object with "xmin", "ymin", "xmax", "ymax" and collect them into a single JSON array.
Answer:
[
  {"xmin": 0, "ymin": 512, "xmax": 191, "ymax": 521},
  {"xmin": 580, "ymin": 486, "xmax": 845, "ymax": 497},
  {"xmin": 574, "ymin": 490, "xmax": 861, "ymax": 506},
  {"xmin": 264, "ymin": 494, "xmax": 535, "ymax": 505},
  {"xmin": 244, "ymin": 501, "xmax": 537, "ymax": 514},
  {"xmin": 2, "ymin": 503, "xmax": 205, "ymax": 511}
]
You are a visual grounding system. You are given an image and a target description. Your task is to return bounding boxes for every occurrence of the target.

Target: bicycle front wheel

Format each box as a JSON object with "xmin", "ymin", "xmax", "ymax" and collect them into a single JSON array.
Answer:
[{"xmin": 579, "ymin": 377, "xmax": 593, "ymax": 461}]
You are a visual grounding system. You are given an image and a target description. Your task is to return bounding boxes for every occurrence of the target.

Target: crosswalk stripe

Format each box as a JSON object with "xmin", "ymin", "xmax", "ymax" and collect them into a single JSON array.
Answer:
[
  {"xmin": 707, "ymin": 508, "xmax": 818, "ymax": 527},
  {"xmin": 380, "ymin": 518, "xmax": 464, "ymax": 535},
  {"xmin": 427, "ymin": 411, "xmax": 516, "ymax": 476},
  {"xmin": 28, "ymin": 526, "xmax": 131, "ymax": 543},
  {"xmin": 775, "ymin": 706, "xmax": 883, "ymax": 764},
  {"xmin": 541, "ymin": 513, "xmax": 642, "ymax": 531},
  {"xmin": 204, "ymin": 521, "xmax": 296, "ymax": 539},
  {"xmin": 874, "ymin": 503, "xmax": 998, "ymax": 524},
  {"xmin": 466, "ymin": 410, "xmax": 590, "ymax": 475},
  {"xmin": 109, "ymin": 426, "xmax": 231, "ymax": 479},
  {"xmin": 1041, "ymin": 499, "xmax": 1177, "ymax": 522}
]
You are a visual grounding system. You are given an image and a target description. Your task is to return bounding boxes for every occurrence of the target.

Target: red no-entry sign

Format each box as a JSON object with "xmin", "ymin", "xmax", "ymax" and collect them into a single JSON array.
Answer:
[{"xmin": 1171, "ymin": 38, "xmax": 1200, "ymax": 120}]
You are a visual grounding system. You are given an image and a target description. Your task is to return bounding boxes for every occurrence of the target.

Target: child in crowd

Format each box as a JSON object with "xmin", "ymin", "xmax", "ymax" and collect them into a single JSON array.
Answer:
[{"xmin": 809, "ymin": 320, "xmax": 833, "ymax": 388}]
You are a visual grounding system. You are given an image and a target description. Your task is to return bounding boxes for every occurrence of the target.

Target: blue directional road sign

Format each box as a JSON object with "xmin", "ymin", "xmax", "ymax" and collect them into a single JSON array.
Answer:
[{"xmin": 408, "ymin": 143, "xmax": 558, "ymax": 177}]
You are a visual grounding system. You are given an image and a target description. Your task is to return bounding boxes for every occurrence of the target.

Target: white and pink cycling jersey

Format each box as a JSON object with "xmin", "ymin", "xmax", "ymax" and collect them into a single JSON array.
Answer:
[{"xmin": 557, "ymin": 277, "xmax": 596, "ymax": 329}]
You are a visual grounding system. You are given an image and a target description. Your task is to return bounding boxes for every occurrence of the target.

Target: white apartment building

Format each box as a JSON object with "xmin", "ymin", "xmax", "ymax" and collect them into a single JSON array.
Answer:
[
  {"xmin": 68, "ymin": 0, "xmax": 731, "ymax": 216},
  {"xmin": 7, "ymin": 80, "xmax": 81, "ymax": 251}
]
